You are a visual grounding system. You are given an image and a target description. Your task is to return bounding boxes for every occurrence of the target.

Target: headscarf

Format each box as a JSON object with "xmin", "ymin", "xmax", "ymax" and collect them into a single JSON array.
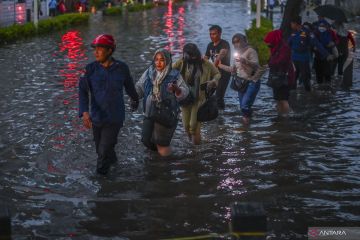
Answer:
[
  {"xmin": 180, "ymin": 43, "xmax": 203, "ymax": 101},
  {"xmin": 264, "ymin": 29, "xmax": 283, "ymax": 54},
  {"xmin": 232, "ymin": 33, "xmax": 249, "ymax": 53},
  {"xmin": 151, "ymin": 49, "xmax": 172, "ymax": 102}
]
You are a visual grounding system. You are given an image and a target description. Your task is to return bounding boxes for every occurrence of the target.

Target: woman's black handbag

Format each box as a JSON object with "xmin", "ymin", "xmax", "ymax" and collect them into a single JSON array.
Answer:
[
  {"xmin": 230, "ymin": 75, "xmax": 249, "ymax": 93},
  {"xmin": 149, "ymin": 99, "xmax": 178, "ymax": 128},
  {"xmin": 266, "ymin": 71, "xmax": 288, "ymax": 89},
  {"xmin": 197, "ymin": 88, "xmax": 218, "ymax": 122},
  {"xmin": 178, "ymin": 90, "xmax": 195, "ymax": 106}
]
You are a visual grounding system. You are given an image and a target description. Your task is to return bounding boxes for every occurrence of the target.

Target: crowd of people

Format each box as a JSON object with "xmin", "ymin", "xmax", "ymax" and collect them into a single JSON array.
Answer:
[
  {"xmin": 78, "ymin": 17, "xmax": 356, "ymax": 174},
  {"xmin": 46, "ymin": 0, "xmax": 87, "ymax": 17}
]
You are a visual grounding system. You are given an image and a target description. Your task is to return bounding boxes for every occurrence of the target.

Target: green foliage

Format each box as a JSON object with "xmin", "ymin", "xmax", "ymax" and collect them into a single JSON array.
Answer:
[
  {"xmin": 103, "ymin": 6, "xmax": 122, "ymax": 16},
  {"xmin": 103, "ymin": 3, "xmax": 155, "ymax": 16},
  {"xmin": 251, "ymin": 1, "xmax": 257, "ymax": 12},
  {"xmin": 245, "ymin": 17, "xmax": 273, "ymax": 65},
  {"xmin": 0, "ymin": 13, "xmax": 89, "ymax": 45},
  {"xmin": 0, "ymin": 23, "xmax": 36, "ymax": 45},
  {"xmin": 127, "ymin": 3, "xmax": 155, "ymax": 12},
  {"xmin": 90, "ymin": 0, "xmax": 105, "ymax": 9}
]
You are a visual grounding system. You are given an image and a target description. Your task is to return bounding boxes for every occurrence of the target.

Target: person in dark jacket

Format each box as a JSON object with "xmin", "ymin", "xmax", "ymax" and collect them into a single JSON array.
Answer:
[
  {"xmin": 288, "ymin": 16, "xmax": 312, "ymax": 91},
  {"xmin": 313, "ymin": 20, "xmax": 339, "ymax": 84},
  {"xmin": 264, "ymin": 29, "xmax": 295, "ymax": 117},
  {"xmin": 135, "ymin": 49, "xmax": 189, "ymax": 156},
  {"xmin": 78, "ymin": 34, "xmax": 139, "ymax": 175}
]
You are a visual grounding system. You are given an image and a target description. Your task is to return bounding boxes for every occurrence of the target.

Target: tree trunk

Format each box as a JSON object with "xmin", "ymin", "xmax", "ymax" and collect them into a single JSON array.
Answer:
[{"xmin": 280, "ymin": 0, "xmax": 304, "ymax": 39}]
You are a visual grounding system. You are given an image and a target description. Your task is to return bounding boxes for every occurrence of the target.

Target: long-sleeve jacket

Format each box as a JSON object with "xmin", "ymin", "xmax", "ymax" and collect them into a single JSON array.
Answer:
[
  {"xmin": 218, "ymin": 47, "xmax": 260, "ymax": 81},
  {"xmin": 78, "ymin": 59, "xmax": 139, "ymax": 126},
  {"xmin": 172, "ymin": 59, "xmax": 220, "ymax": 104},
  {"xmin": 135, "ymin": 67, "xmax": 189, "ymax": 116}
]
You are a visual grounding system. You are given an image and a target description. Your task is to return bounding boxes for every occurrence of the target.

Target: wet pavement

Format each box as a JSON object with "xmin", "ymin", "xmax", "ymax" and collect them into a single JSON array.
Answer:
[{"xmin": 0, "ymin": 0, "xmax": 359, "ymax": 239}]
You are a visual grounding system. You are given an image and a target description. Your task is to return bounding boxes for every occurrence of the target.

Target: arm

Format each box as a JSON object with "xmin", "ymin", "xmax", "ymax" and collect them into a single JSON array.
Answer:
[
  {"xmin": 268, "ymin": 44, "xmax": 291, "ymax": 67},
  {"xmin": 172, "ymin": 59, "xmax": 183, "ymax": 71},
  {"xmin": 78, "ymin": 69, "xmax": 92, "ymax": 129},
  {"xmin": 123, "ymin": 65, "xmax": 139, "ymax": 102},
  {"xmin": 204, "ymin": 44, "xmax": 211, "ymax": 60},
  {"xmin": 174, "ymin": 74, "xmax": 189, "ymax": 100},
  {"xmin": 78, "ymin": 72, "xmax": 89, "ymax": 118},
  {"xmin": 241, "ymin": 49, "xmax": 259, "ymax": 69},
  {"xmin": 348, "ymin": 32, "xmax": 356, "ymax": 50},
  {"xmin": 216, "ymin": 48, "xmax": 229, "ymax": 61},
  {"xmin": 208, "ymin": 62, "xmax": 221, "ymax": 86},
  {"xmin": 135, "ymin": 70, "xmax": 148, "ymax": 100},
  {"xmin": 218, "ymin": 62, "xmax": 234, "ymax": 73},
  {"xmin": 310, "ymin": 35, "xmax": 330, "ymax": 59}
]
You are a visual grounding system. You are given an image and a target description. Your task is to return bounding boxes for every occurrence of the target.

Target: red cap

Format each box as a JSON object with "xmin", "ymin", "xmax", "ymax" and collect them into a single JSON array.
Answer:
[{"xmin": 91, "ymin": 34, "xmax": 116, "ymax": 50}]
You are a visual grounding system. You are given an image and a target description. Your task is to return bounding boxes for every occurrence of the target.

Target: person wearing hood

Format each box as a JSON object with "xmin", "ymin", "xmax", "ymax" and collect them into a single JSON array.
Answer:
[
  {"xmin": 173, "ymin": 43, "xmax": 220, "ymax": 144},
  {"xmin": 218, "ymin": 33, "xmax": 261, "ymax": 124},
  {"xmin": 264, "ymin": 29, "xmax": 295, "ymax": 117},
  {"xmin": 136, "ymin": 49, "xmax": 189, "ymax": 157}
]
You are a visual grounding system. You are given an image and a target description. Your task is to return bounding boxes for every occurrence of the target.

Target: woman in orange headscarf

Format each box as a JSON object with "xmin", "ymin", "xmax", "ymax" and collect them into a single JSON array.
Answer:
[{"xmin": 264, "ymin": 29, "xmax": 295, "ymax": 117}]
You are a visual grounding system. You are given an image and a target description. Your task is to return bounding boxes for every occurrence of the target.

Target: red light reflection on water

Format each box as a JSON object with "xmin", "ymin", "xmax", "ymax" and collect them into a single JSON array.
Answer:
[
  {"xmin": 50, "ymin": 31, "xmax": 87, "ymax": 153},
  {"xmin": 164, "ymin": 1, "xmax": 186, "ymax": 55}
]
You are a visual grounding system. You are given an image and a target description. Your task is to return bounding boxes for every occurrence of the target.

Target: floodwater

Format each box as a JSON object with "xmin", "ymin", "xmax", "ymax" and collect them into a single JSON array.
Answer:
[{"xmin": 0, "ymin": 0, "xmax": 359, "ymax": 239}]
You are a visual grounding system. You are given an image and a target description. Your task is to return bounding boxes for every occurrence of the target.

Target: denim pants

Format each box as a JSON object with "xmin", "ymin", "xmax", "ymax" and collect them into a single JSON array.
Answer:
[{"xmin": 237, "ymin": 80, "xmax": 260, "ymax": 117}]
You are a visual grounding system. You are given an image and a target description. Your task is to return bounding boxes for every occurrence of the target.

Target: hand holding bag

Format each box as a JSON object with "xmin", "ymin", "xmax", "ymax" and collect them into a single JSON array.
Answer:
[
  {"xmin": 266, "ymin": 71, "xmax": 288, "ymax": 88},
  {"xmin": 230, "ymin": 75, "xmax": 249, "ymax": 93},
  {"xmin": 197, "ymin": 87, "xmax": 218, "ymax": 122},
  {"xmin": 149, "ymin": 99, "xmax": 178, "ymax": 128}
]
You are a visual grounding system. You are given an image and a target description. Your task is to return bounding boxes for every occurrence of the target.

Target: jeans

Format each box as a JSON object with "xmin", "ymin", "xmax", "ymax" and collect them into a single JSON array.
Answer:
[{"xmin": 238, "ymin": 80, "xmax": 260, "ymax": 117}]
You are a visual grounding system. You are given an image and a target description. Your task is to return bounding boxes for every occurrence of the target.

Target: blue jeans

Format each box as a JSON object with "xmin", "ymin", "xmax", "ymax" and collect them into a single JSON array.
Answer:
[{"xmin": 237, "ymin": 80, "xmax": 260, "ymax": 117}]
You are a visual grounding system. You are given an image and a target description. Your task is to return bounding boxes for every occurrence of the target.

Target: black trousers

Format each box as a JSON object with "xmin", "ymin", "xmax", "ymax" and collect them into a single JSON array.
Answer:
[
  {"xmin": 314, "ymin": 57, "xmax": 332, "ymax": 84},
  {"xmin": 92, "ymin": 123, "xmax": 122, "ymax": 170},
  {"xmin": 216, "ymin": 73, "xmax": 231, "ymax": 109},
  {"xmin": 336, "ymin": 36, "xmax": 349, "ymax": 76},
  {"xmin": 294, "ymin": 60, "xmax": 311, "ymax": 91}
]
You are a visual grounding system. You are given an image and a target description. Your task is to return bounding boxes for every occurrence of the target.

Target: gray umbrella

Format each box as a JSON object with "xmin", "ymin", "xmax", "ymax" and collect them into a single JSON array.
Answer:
[{"xmin": 314, "ymin": 4, "xmax": 350, "ymax": 23}]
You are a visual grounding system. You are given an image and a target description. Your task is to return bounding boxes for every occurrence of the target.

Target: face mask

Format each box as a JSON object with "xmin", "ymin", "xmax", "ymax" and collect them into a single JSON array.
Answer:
[
  {"xmin": 183, "ymin": 52, "xmax": 191, "ymax": 61},
  {"xmin": 318, "ymin": 27, "xmax": 326, "ymax": 33}
]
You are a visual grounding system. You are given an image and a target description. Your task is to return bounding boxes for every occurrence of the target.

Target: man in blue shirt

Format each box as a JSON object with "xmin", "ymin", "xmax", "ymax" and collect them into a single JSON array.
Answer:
[
  {"xmin": 48, "ymin": 0, "xmax": 57, "ymax": 17},
  {"xmin": 288, "ymin": 16, "xmax": 312, "ymax": 91},
  {"xmin": 79, "ymin": 34, "xmax": 139, "ymax": 175}
]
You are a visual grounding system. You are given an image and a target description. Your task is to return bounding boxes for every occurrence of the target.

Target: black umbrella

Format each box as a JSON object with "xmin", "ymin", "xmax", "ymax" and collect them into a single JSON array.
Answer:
[{"xmin": 314, "ymin": 4, "xmax": 349, "ymax": 23}]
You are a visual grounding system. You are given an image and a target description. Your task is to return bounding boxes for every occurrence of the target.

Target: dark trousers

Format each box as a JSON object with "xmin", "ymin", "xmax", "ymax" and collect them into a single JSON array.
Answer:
[
  {"xmin": 336, "ymin": 36, "xmax": 349, "ymax": 76},
  {"xmin": 92, "ymin": 123, "xmax": 122, "ymax": 171},
  {"xmin": 49, "ymin": 8, "xmax": 56, "ymax": 17},
  {"xmin": 216, "ymin": 73, "xmax": 231, "ymax": 109},
  {"xmin": 294, "ymin": 60, "xmax": 311, "ymax": 91},
  {"xmin": 314, "ymin": 57, "xmax": 332, "ymax": 84}
]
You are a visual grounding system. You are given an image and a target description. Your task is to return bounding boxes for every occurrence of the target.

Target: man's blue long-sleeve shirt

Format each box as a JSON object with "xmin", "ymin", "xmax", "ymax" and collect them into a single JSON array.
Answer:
[{"xmin": 78, "ymin": 59, "xmax": 138, "ymax": 126}]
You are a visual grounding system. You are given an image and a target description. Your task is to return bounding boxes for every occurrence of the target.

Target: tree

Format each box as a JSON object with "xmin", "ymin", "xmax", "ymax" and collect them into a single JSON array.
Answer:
[{"xmin": 280, "ymin": 0, "xmax": 304, "ymax": 39}]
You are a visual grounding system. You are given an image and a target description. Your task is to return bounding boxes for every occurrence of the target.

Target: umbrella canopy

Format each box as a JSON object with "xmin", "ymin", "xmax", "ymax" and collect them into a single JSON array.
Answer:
[{"xmin": 314, "ymin": 4, "xmax": 349, "ymax": 23}]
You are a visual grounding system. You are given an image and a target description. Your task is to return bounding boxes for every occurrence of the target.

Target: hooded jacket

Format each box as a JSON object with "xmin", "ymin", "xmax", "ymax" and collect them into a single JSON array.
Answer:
[{"xmin": 264, "ymin": 29, "xmax": 295, "ymax": 86}]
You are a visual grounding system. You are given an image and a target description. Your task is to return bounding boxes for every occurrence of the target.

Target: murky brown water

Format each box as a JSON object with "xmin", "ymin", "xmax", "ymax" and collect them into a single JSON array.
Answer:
[{"xmin": 0, "ymin": 0, "xmax": 359, "ymax": 239}]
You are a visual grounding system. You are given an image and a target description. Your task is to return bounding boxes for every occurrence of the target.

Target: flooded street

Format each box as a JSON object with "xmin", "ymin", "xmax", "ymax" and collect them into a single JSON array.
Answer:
[{"xmin": 0, "ymin": 0, "xmax": 359, "ymax": 239}]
